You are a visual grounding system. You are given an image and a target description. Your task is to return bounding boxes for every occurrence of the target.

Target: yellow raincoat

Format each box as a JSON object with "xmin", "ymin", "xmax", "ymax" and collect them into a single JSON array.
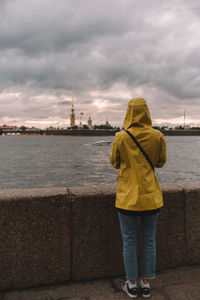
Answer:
[{"xmin": 110, "ymin": 98, "xmax": 166, "ymax": 211}]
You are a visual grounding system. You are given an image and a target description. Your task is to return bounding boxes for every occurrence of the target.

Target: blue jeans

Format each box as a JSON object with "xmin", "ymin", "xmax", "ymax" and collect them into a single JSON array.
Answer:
[{"xmin": 118, "ymin": 211, "xmax": 159, "ymax": 281}]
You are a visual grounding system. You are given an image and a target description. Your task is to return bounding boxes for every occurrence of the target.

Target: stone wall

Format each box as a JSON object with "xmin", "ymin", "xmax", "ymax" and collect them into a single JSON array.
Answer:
[{"xmin": 0, "ymin": 183, "xmax": 199, "ymax": 290}]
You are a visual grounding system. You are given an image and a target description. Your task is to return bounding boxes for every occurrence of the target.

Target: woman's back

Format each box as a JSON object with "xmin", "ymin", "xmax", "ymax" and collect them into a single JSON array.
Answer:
[{"xmin": 110, "ymin": 98, "xmax": 166, "ymax": 211}]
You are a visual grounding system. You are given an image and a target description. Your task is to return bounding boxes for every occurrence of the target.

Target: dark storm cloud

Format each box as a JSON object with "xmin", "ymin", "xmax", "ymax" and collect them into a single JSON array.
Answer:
[
  {"xmin": 0, "ymin": 0, "xmax": 199, "ymax": 127},
  {"xmin": 58, "ymin": 100, "xmax": 71, "ymax": 105}
]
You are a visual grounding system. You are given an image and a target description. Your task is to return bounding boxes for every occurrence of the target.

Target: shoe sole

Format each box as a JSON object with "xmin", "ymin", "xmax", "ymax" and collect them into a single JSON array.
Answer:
[
  {"xmin": 122, "ymin": 285, "xmax": 138, "ymax": 298},
  {"xmin": 142, "ymin": 294, "xmax": 150, "ymax": 298}
]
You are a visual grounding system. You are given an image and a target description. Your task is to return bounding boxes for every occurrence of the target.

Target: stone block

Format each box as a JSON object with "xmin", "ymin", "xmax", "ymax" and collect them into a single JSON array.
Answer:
[
  {"xmin": 134, "ymin": 184, "xmax": 187, "ymax": 275},
  {"xmin": 0, "ymin": 188, "xmax": 72, "ymax": 290},
  {"xmin": 71, "ymin": 185, "xmax": 124, "ymax": 280},
  {"xmin": 184, "ymin": 182, "xmax": 200, "ymax": 264},
  {"xmin": 156, "ymin": 184, "xmax": 187, "ymax": 271}
]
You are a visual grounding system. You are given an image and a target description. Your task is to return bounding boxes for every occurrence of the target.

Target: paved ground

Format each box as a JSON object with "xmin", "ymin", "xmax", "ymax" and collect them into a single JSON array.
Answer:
[{"xmin": 0, "ymin": 265, "xmax": 200, "ymax": 300}]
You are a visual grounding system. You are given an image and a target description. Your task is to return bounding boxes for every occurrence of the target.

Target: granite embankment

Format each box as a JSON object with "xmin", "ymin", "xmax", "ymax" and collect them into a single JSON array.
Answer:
[
  {"xmin": 0, "ymin": 183, "xmax": 199, "ymax": 291},
  {"xmin": 13, "ymin": 129, "xmax": 200, "ymax": 136}
]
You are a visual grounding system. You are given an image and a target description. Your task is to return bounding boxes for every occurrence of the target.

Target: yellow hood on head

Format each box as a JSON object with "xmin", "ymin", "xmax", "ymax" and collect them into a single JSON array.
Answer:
[{"xmin": 123, "ymin": 98, "xmax": 152, "ymax": 130}]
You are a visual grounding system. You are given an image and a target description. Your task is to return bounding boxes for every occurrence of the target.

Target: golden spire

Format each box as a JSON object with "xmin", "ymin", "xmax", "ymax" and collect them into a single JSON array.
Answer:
[
  {"xmin": 72, "ymin": 89, "xmax": 74, "ymax": 108},
  {"xmin": 105, "ymin": 117, "xmax": 109, "ymax": 127},
  {"xmin": 70, "ymin": 90, "xmax": 75, "ymax": 127},
  {"xmin": 88, "ymin": 116, "xmax": 92, "ymax": 127}
]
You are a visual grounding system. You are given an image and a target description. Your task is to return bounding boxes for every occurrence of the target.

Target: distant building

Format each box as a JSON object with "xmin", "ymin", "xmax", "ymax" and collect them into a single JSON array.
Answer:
[
  {"xmin": 185, "ymin": 125, "xmax": 191, "ymax": 129},
  {"xmin": 78, "ymin": 123, "xmax": 83, "ymax": 130},
  {"xmin": 0, "ymin": 125, "xmax": 17, "ymax": 132},
  {"xmin": 105, "ymin": 118, "xmax": 111, "ymax": 128},
  {"xmin": 25, "ymin": 127, "xmax": 41, "ymax": 131},
  {"xmin": 88, "ymin": 116, "xmax": 92, "ymax": 127},
  {"xmin": 70, "ymin": 92, "xmax": 75, "ymax": 127},
  {"xmin": 46, "ymin": 126, "xmax": 57, "ymax": 130}
]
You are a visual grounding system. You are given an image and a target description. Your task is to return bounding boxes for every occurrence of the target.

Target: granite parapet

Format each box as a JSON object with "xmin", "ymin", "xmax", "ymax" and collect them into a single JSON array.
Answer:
[
  {"xmin": 70, "ymin": 186, "xmax": 123, "ymax": 280},
  {"xmin": 0, "ymin": 183, "xmax": 199, "ymax": 290},
  {"xmin": 183, "ymin": 182, "xmax": 200, "ymax": 264},
  {"xmin": 157, "ymin": 184, "xmax": 187, "ymax": 270},
  {"xmin": 0, "ymin": 189, "xmax": 72, "ymax": 290}
]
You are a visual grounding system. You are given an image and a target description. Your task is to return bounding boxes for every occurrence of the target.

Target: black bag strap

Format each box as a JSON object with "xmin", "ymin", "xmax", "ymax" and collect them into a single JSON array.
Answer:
[{"xmin": 124, "ymin": 129, "xmax": 154, "ymax": 172}]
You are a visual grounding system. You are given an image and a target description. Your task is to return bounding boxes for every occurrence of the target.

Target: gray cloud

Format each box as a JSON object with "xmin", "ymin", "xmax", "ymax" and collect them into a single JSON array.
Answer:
[
  {"xmin": 0, "ymin": 0, "xmax": 199, "ymax": 127},
  {"xmin": 58, "ymin": 100, "xmax": 71, "ymax": 105}
]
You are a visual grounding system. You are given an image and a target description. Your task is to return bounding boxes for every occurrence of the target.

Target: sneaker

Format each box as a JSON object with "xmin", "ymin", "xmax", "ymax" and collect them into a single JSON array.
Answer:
[
  {"xmin": 140, "ymin": 280, "xmax": 150, "ymax": 298},
  {"xmin": 122, "ymin": 280, "xmax": 138, "ymax": 298}
]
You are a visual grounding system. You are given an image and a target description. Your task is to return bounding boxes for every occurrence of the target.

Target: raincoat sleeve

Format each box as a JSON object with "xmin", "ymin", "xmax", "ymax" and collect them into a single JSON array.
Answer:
[
  {"xmin": 156, "ymin": 134, "xmax": 166, "ymax": 168},
  {"xmin": 110, "ymin": 133, "xmax": 120, "ymax": 169}
]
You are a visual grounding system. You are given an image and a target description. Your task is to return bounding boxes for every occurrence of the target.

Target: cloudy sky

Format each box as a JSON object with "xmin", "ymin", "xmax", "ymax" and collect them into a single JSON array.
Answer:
[{"xmin": 0, "ymin": 0, "xmax": 200, "ymax": 128}]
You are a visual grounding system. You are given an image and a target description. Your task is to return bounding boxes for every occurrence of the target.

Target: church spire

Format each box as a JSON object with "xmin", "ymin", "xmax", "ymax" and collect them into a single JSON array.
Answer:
[
  {"xmin": 70, "ymin": 90, "xmax": 75, "ymax": 127},
  {"xmin": 72, "ymin": 90, "xmax": 74, "ymax": 108}
]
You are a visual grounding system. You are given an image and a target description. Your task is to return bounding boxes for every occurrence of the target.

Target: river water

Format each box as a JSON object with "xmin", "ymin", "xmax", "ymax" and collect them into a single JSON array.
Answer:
[{"xmin": 0, "ymin": 135, "xmax": 199, "ymax": 190}]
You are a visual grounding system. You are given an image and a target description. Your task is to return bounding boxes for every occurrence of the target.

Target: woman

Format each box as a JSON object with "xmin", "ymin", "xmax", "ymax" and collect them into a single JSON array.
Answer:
[{"xmin": 110, "ymin": 98, "xmax": 166, "ymax": 298}]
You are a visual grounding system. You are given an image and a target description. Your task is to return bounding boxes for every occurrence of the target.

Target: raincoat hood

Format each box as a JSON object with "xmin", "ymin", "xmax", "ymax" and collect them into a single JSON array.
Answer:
[{"xmin": 123, "ymin": 98, "xmax": 152, "ymax": 130}]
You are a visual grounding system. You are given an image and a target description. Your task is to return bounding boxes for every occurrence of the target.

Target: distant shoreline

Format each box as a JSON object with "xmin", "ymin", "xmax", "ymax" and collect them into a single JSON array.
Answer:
[{"xmin": 1, "ymin": 129, "xmax": 200, "ymax": 136}]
